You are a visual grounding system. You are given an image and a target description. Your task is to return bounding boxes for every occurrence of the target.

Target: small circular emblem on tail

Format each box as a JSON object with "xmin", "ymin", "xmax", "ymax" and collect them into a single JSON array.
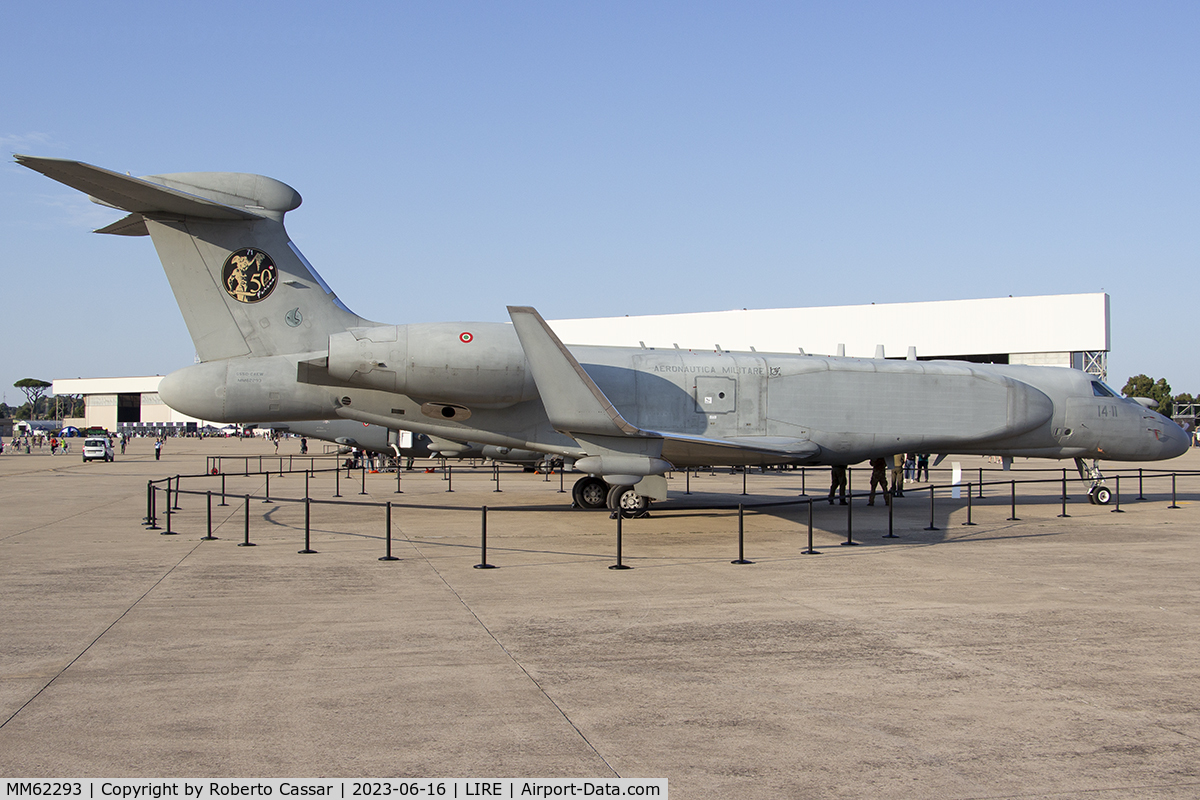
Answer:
[{"xmin": 223, "ymin": 248, "xmax": 278, "ymax": 303}]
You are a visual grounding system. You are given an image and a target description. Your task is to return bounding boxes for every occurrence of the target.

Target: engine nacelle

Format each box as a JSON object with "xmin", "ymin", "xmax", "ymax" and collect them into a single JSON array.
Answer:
[{"xmin": 327, "ymin": 322, "xmax": 537, "ymax": 407}]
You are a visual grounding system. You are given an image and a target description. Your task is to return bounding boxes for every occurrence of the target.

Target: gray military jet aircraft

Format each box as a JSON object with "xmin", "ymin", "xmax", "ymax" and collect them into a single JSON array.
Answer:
[{"xmin": 18, "ymin": 156, "xmax": 1189, "ymax": 514}]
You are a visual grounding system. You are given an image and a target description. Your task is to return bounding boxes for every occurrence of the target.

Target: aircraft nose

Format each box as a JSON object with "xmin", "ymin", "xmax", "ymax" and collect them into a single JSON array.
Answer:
[{"xmin": 1162, "ymin": 420, "xmax": 1191, "ymax": 459}]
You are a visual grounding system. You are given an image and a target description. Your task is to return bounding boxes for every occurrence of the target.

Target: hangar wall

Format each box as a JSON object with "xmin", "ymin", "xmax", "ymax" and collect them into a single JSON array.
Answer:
[
  {"xmin": 51, "ymin": 376, "xmax": 205, "ymax": 433},
  {"xmin": 548, "ymin": 293, "xmax": 1110, "ymax": 377}
]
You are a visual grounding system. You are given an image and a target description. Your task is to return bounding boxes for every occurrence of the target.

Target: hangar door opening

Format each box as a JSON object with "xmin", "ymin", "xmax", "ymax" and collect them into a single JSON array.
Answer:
[{"xmin": 117, "ymin": 393, "xmax": 141, "ymax": 424}]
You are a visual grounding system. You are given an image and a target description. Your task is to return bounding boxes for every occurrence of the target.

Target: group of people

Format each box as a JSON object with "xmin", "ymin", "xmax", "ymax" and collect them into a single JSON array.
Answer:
[{"xmin": 827, "ymin": 453, "xmax": 931, "ymax": 506}]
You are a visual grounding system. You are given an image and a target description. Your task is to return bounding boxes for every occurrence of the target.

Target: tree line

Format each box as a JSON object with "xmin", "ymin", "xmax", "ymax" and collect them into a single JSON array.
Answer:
[
  {"xmin": 1119, "ymin": 375, "xmax": 1195, "ymax": 418},
  {"xmin": 4, "ymin": 379, "xmax": 84, "ymax": 421}
]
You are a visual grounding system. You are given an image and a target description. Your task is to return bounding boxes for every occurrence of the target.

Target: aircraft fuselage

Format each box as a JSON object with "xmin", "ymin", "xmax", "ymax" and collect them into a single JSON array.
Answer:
[{"xmin": 158, "ymin": 321, "xmax": 1188, "ymax": 467}]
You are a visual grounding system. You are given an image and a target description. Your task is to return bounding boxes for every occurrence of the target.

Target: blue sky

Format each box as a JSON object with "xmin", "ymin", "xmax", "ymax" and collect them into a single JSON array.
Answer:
[{"xmin": 3, "ymin": 1, "xmax": 1197, "ymax": 405}]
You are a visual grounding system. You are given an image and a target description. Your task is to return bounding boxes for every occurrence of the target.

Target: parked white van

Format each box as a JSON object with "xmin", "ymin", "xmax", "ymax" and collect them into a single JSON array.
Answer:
[{"xmin": 82, "ymin": 437, "xmax": 114, "ymax": 462}]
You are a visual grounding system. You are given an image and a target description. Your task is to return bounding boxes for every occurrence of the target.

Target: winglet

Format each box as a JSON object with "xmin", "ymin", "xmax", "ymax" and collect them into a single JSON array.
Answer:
[{"xmin": 507, "ymin": 306, "xmax": 642, "ymax": 437}]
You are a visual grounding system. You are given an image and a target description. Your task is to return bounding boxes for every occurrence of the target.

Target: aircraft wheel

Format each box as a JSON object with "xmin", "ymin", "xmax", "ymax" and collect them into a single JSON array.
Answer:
[
  {"xmin": 572, "ymin": 476, "xmax": 609, "ymax": 509},
  {"xmin": 1094, "ymin": 485, "xmax": 1112, "ymax": 505},
  {"xmin": 607, "ymin": 484, "xmax": 648, "ymax": 517},
  {"xmin": 1086, "ymin": 486, "xmax": 1097, "ymax": 504}
]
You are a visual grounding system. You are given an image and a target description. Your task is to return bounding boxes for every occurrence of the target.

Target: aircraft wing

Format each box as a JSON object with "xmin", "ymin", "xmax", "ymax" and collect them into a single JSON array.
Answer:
[
  {"xmin": 15, "ymin": 155, "xmax": 261, "ymax": 221},
  {"xmin": 507, "ymin": 306, "xmax": 821, "ymax": 475},
  {"xmin": 655, "ymin": 433, "xmax": 821, "ymax": 466}
]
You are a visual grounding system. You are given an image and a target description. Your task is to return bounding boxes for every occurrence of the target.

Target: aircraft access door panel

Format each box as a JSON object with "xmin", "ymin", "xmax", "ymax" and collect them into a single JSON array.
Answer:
[{"xmin": 695, "ymin": 377, "xmax": 736, "ymax": 414}]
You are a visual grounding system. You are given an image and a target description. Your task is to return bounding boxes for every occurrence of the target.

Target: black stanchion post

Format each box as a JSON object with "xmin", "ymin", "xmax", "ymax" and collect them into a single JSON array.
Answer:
[
  {"xmin": 609, "ymin": 512, "xmax": 632, "ymax": 569},
  {"xmin": 803, "ymin": 498, "xmax": 821, "ymax": 554},
  {"xmin": 380, "ymin": 501, "xmax": 399, "ymax": 561},
  {"xmin": 162, "ymin": 488, "xmax": 176, "ymax": 535},
  {"xmin": 147, "ymin": 483, "xmax": 159, "ymax": 530},
  {"xmin": 924, "ymin": 484, "xmax": 939, "ymax": 531},
  {"xmin": 558, "ymin": 467, "xmax": 565, "ymax": 494},
  {"xmin": 963, "ymin": 483, "xmax": 977, "ymax": 526},
  {"xmin": 203, "ymin": 491, "xmax": 217, "ymax": 540},
  {"xmin": 979, "ymin": 467, "xmax": 984, "ymax": 498},
  {"xmin": 220, "ymin": 473, "xmax": 228, "ymax": 506},
  {"xmin": 360, "ymin": 465, "xmax": 368, "ymax": 495},
  {"xmin": 299, "ymin": 497, "xmax": 316, "ymax": 553},
  {"xmin": 842, "ymin": 490, "xmax": 857, "ymax": 546},
  {"xmin": 172, "ymin": 475, "xmax": 182, "ymax": 510},
  {"xmin": 145, "ymin": 480, "xmax": 154, "ymax": 526},
  {"xmin": 494, "ymin": 463, "xmax": 501, "ymax": 493},
  {"xmin": 305, "ymin": 472, "xmax": 310, "ymax": 500},
  {"xmin": 732, "ymin": 504, "xmax": 752, "ymax": 564},
  {"xmin": 801, "ymin": 467, "xmax": 806, "ymax": 495},
  {"xmin": 263, "ymin": 472, "xmax": 273, "ymax": 504},
  {"xmin": 446, "ymin": 463, "xmax": 454, "ymax": 493},
  {"xmin": 238, "ymin": 495, "xmax": 255, "ymax": 546},
  {"xmin": 1169, "ymin": 473, "xmax": 1180, "ymax": 509},
  {"xmin": 474, "ymin": 505, "xmax": 496, "ymax": 569},
  {"xmin": 685, "ymin": 469, "xmax": 691, "ymax": 495},
  {"xmin": 884, "ymin": 490, "xmax": 898, "ymax": 538},
  {"xmin": 844, "ymin": 479, "xmax": 854, "ymax": 546},
  {"xmin": 742, "ymin": 469, "xmax": 747, "ymax": 496},
  {"xmin": 1138, "ymin": 468, "xmax": 1145, "ymax": 500},
  {"xmin": 1007, "ymin": 479, "xmax": 1020, "ymax": 521},
  {"xmin": 1111, "ymin": 475, "xmax": 1125, "ymax": 513},
  {"xmin": 395, "ymin": 465, "xmax": 403, "ymax": 494},
  {"xmin": 334, "ymin": 467, "xmax": 341, "ymax": 498},
  {"xmin": 1058, "ymin": 474, "xmax": 1070, "ymax": 518}
]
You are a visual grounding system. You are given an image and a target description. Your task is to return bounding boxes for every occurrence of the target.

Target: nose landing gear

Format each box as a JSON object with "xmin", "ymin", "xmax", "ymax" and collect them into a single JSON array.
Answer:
[{"xmin": 1076, "ymin": 457, "xmax": 1112, "ymax": 505}]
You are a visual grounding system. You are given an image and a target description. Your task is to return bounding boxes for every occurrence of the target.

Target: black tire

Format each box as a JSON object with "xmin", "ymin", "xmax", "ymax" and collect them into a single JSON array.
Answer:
[
  {"xmin": 1094, "ymin": 486, "xmax": 1112, "ymax": 505},
  {"xmin": 606, "ymin": 484, "xmax": 648, "ymax": 517},
  {"xmin": 1087, "ymin": 486, "xmax": 1097, "ymax": 504},
  {"xmin": 572, "ymin": 476, "xmax": 609, "ymax": 509}
]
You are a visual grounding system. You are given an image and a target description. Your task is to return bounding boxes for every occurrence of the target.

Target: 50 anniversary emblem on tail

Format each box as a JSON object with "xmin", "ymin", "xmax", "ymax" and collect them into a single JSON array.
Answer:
[{"xmin": 223, "ymin": 248, "xmax": 278, "ymax": 303}]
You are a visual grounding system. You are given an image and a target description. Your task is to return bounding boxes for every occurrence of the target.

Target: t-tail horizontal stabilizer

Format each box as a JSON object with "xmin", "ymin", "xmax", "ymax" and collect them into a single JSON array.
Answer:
[{"xmin": 14, "ymin": 155, "xmax": 282, "ymax": 229}]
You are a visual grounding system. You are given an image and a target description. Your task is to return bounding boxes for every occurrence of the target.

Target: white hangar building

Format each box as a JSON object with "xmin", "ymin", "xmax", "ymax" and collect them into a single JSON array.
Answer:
[
  {"xmin": 53, "ymin": 293, "xmax": 1110, "ymax": 432},
  {"xmin": 550, "ymin": 293, "xmax": 1110, "ymax": 378}
]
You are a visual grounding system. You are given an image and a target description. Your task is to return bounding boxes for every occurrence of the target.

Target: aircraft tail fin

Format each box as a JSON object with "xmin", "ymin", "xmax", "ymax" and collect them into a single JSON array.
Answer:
[{"xmin": 17, "ymin": 155, "xmax": 368, "ymax": 362}]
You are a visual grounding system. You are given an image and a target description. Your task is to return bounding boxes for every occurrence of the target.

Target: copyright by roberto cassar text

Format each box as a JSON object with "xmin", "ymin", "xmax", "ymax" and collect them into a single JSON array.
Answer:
[{"xmin": 3, "ymin": 781, "xmax": 666, "ymax": 799}]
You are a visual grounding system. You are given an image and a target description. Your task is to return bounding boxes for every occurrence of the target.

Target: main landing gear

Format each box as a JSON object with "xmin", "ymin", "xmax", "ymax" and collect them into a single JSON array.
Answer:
[
  {"xmin": 571, "ymin": 476, "xmax": 651, "ymax": 518},
  {"xmin": 1076, "ymin": 457, "xmax": 1112, "ymax": 505}
]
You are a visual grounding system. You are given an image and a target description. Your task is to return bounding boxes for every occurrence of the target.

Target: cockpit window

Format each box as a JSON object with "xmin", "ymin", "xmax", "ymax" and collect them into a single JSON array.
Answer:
[{"xmin": 1091, "ymin": 381, "xmax": 1116, "ymax": 397}]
